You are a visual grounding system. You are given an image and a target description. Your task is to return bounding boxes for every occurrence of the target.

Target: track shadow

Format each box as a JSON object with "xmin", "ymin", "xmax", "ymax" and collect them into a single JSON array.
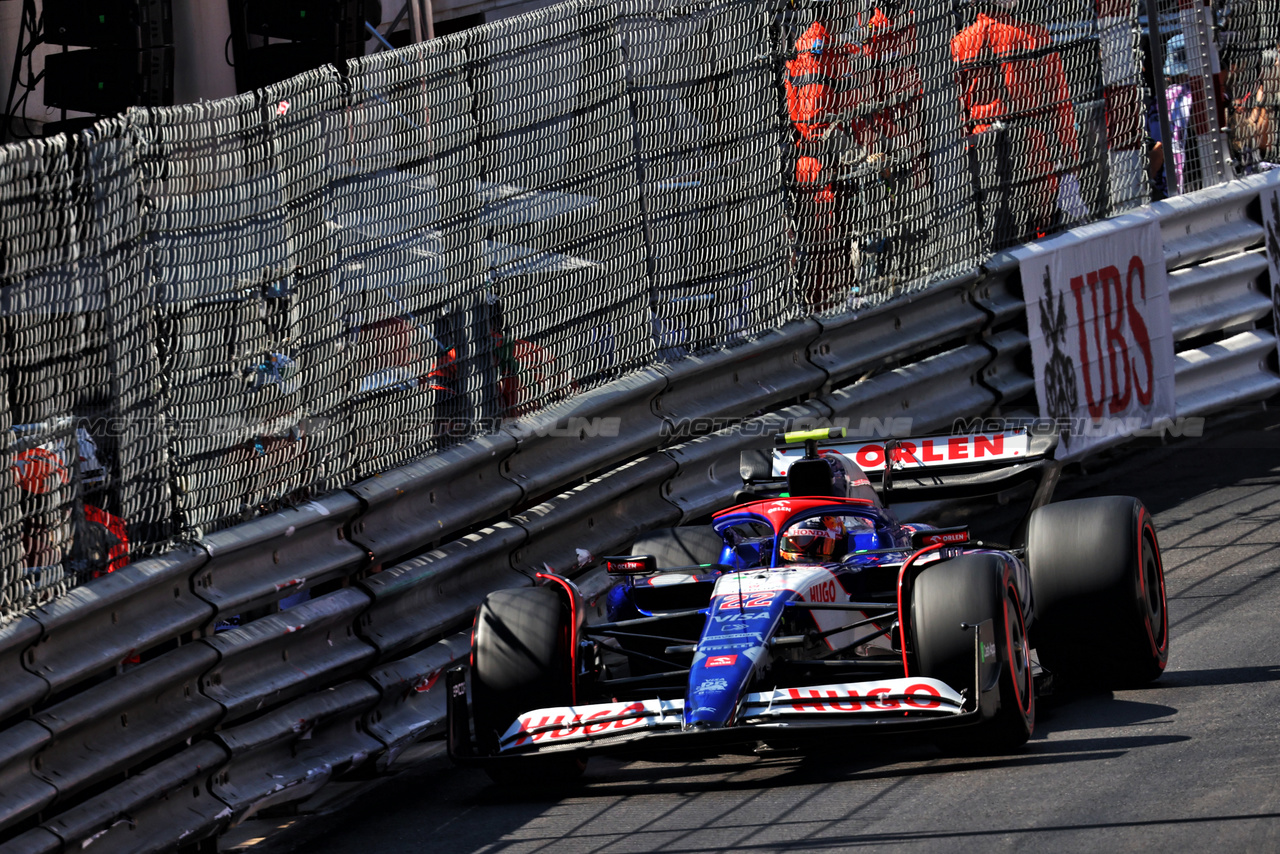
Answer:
[
  {"xmin": 1148, "ymin": 664, "xmax": 1280, "ymax": 689},
  {"xmin": 478, "ymin": 725, "xmax": 1189, "ymax": 802},
  {"xmin": 460, "ymin": 683, "xmax": 1191, "ymax": 804},
  {"xmin": 1026, "ymin": 733, "xmax": 1190, "ymax": 753},
  {"xmin": 579, "ymin": 810, "xmax": 1280, "ymax": 853},
  {"xmin": 1032, "ymin": 690, "xmax": 1181, "ymax": 743}
]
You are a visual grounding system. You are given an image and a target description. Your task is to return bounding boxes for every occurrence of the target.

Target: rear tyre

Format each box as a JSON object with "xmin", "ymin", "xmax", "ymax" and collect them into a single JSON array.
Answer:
[
  {"xmin": 1027, "ymin": 496, "xmax": 1168, "ymax": 687},
  {"xmin": 630, "ymin": 526, "xmax": 724, "ymax": 567},
  {"xmin": 912, "ymin": 553, "xmax": 1034, "ymax": 753},
  {"xmin": 471, "ymin": 586, "xmax": 586, "ymax": 786}
]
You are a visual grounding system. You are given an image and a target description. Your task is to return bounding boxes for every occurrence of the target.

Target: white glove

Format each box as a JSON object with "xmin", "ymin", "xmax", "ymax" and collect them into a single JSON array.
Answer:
[{"xmin": 1058, "ymin": 173, "xmax": 1087, "ymax": 221}]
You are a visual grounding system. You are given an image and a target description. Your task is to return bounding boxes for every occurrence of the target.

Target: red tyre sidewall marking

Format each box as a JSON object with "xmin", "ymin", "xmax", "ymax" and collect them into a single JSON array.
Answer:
[
  {"xmin": 1002, "ymin": 576, "xmax": 1034, "ymax": 729},
  {"xmin": 898, "ymin": 543, "xmax": 945, "ymax": 677},
  {"xmin": 537, "ymin": 574, "xmax": 580, "ymax": 705},
  {"xmin": 1137, "ymin": 509, "xmax": 1169, "ymax": 662}
]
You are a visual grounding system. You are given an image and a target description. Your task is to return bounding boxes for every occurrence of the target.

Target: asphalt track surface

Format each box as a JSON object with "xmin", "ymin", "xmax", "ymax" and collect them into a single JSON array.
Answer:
[{"xmin": 260, "ymin": 407, "xmax": 1280, "ymax": 854}]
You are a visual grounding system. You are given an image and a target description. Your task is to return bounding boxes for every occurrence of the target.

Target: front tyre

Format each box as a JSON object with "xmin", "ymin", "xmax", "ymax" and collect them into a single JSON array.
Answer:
[
  {"xmin": 471, "ymin": 586, "xmax": 586, "ymax": 786},
  {"xmin": 912, "ymin": 553, "xmax": 1034, "ymax": 753},
  {"xmin": 1027, "ymin": 496, "xmax": 1169, "ymax": 687}
]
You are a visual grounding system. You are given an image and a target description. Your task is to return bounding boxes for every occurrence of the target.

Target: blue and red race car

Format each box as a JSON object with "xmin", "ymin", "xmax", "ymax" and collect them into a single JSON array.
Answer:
[{"xmin": 447, "ymin": 427, "xmax": 1169, "ymax": 783}]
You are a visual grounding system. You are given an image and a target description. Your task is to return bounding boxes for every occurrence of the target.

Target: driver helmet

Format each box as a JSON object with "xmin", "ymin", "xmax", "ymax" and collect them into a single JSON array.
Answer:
[{"xmin": 779, "ymin": 516, "xmax": 847, "ymax": 563}]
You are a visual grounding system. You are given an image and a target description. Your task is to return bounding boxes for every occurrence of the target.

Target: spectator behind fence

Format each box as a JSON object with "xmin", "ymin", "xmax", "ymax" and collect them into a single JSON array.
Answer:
[
  {"xmin": 1227, "ymin": 70, "xmax": 1272, "ymax": 173},
  {"xmin": 1162, "ymin": 33, "xmax": 1196, "ymax": 194},
  {"xmin": 1140, "ymin": 35, "xmax": 1168, "ymax": 201},
  {"xmin": 785, "ymin": 4, "xmax": 927, "ymax": 310},
  {"xmin": 785, "ymin": 19, "xmax": 854, "ymax": 311},
  {"xmin": 1263, "ymin": 46, "xmax": 1280, "ymax": 163},
  {"xmin": 1224, "ymin": 51, "xmax": 1275, "ymax": 174},
  {"xmin": 1215, "ymin": 0, "xmax": 1274, "ymax": 174},
  {"xmin": 845, "ymin": 0, "xmax": 928, "ymax": 290},
  {"xmin": 951, "ymin": 0, "xmax": 1082, "ymax": 249}
]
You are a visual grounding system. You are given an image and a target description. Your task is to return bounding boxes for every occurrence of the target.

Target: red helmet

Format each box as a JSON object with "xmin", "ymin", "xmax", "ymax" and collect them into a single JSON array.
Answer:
[{"xmin": 779, "ymin": 516, "xmax": 846, "ymax": 563}]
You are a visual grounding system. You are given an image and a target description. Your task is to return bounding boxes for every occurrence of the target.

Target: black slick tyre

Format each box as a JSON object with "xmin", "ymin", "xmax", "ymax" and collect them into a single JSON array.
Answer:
[
  {"xmin": 912, "ymin": 553, "xmax": 1034, "ymax": 753},
  {"xmin": 1027, "ymin": 496, "xmax": 1168, "ymax": 687},
  {"xmin": 471, "ymin": 586, "xmax": 585, "ymax": 786},
  {"xmin": 631, "ymin": 526, "xmax": 724, "ymax": 567}
]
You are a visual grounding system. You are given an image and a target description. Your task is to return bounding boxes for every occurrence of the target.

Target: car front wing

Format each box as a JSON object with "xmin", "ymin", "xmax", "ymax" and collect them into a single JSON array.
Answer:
[{"xmin": 448, "ymin": 619, "xmax": 1000, "ymax": 763}]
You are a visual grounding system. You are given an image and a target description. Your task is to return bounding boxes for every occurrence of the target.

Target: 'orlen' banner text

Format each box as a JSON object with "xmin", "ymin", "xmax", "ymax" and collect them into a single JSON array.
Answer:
[{"xmin": 1018, "ymin": 217, "xmax": 1175, "ymax": 459}]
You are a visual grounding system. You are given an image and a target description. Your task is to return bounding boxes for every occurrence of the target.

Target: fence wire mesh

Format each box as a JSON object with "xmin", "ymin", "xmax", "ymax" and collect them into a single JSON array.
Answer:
[
  {"xmin": 620, "ymin": 0, "xmax": 794, "ymax": 352},
  {"xmin": 469, "ymin": 3, "xmax": 652, "ymax": 415},
  {"xmin": 340, "ymin": 38, "xmax": 488, "ymax": 478},
  {"xmin": 138, "ymin": 73, "xmax": 352, "ymax": 539},
  {"xmin": 770, "ymin": 0, "xmax": 1154, "ymax": 313},
  {"xmin": 88, "ymin": 116, "xmax": 167, "ymax": 557},
  {"xmin": 778, "ymin": 0, "xmax": 973, "ymax": 313},
  {"xmin": 1216, "ymin": 0, "xmax": 1280, "ymax": 172},
  {"xmin": 1146, "ymin": 0, "xmax": 1237, "ymax": 194},
  {"xmin": 0, "ymin": 0, "xmax": 1191, "ymax": 619},
  {"xmin": 0, "ymin": 123, "xmax": 145, "ymax": 614}
]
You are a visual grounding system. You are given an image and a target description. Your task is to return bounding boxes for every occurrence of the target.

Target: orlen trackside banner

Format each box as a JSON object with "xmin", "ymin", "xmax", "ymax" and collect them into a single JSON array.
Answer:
[{"xmin": 1018, "ymin": 217, "xmax": 1175, "ymax": 460}]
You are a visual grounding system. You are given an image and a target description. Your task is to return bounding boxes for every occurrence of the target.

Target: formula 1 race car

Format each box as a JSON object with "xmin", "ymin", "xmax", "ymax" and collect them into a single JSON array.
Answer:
[{"xmin": 447, "ymin": 427, "xmax": 1169, "ymax": 783}]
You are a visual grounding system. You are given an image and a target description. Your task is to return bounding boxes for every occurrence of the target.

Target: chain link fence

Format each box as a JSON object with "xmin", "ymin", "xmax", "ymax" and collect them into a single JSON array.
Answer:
[
  {"xmin": 0, "ymin": 0, "xmax": 1208, "ymax": 620},
  {"xmin": 1215, "ymin": 0, "xmax": 1280, "ymax": 173},
  {"xmin": 620, "ymin": 0, "xmax": 794, "ymax": 352}
]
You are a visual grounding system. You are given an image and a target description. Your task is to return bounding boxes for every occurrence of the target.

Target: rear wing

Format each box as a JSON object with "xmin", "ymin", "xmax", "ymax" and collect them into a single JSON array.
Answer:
[{"xmin": 740, "ymin": 428, "xmax": 1060, "ymax": 504}]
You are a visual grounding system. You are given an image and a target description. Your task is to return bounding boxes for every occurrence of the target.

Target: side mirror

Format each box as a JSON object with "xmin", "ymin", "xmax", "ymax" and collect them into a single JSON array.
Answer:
[
  {"xmin": 603, "ymin": 555, "xmax": 657, "ymax": 575},
  {"xmin": 739, "ymin": 449, "xmax": 772, "ymax": 481},
  {"xmin": 909, "ymin": 527, "xmax": 970, "ymax": 549}
]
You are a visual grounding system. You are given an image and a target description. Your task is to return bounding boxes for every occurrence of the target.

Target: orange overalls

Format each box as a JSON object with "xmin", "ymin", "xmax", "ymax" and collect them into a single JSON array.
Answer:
[
  {"xmin": 951, "ymin": 10, "xmax": 1080, "ymax": 244},
  {"xmin": 785, "ymin": 22, "xmax": 851, "ymax": 310}
]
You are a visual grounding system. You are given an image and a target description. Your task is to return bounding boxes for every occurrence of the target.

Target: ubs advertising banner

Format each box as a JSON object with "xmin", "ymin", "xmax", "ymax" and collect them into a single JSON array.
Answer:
[{"xmin": 1018, "ymin": 217, "xmax": 1176, "ymax": 460}]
